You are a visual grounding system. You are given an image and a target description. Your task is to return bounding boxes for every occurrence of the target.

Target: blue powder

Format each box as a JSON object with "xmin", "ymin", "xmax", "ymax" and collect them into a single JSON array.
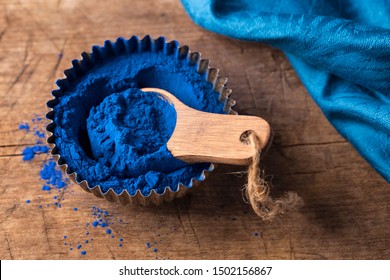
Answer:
[
  {"xmin": 80, "ymin": 250, "xmax": 86, "ymax": 255},
  {"xmin": 51, "ymin": 38, "xmax": 225, "ymax": 195},
  {"xmin": 105, "ymin": 229, "xmax": 112, "ymax": 234},
  {"xmin": 19, "ymin": 120, "xmax": 49, "ymax": 161},
  {"xmin": 22, "ymin": 146, "xmax": 49, "ymax": 161},
  {"xmin": 25, "ymin": 200, "xmax": 31, "ymax": 204},
  {"xmin": 40, "ymin": 160, "xmax": 67, "ymax": 190},
  {"xmin": 19, "ymin": 123, "xmax": 29, "ymax": 131},
  {"xmin": 42, "ymin": 185, "xmax": 51, "ymax": 191}
]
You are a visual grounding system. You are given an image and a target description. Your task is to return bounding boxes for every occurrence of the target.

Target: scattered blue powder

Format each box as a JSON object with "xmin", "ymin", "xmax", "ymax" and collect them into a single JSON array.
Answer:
[
  {"xmin": 19, "ymin": 123, "xmax": 30, "ymax": 130},
  {"xmin": 77, "ymin": 245, "xmax": 82, "ymax": 249},
  {"xmin": 42, "ymin": 185, "xmax": 51, "ymax": 191},
  {"xmin": 40, "ymin": 161, "xmax": 67, "ymax": 190},
  {"xmin": 34, "ymin": 131, "xmax": 46, "ymax": 138},
  {"xmin": 19, "ymin": 120, "xmax": 49, "ymax": 161},
  {"xmin": 64, "ymin": 236, "xmax": 67, "ymax": 239},
  {"xmin": 73, "ymin": 207, "xmax": 78, "ymax": 211},
  {"xmin": 22, "ymin": 146, "xmax": 49, "ymax": 161},
  {"xmin": 81, "ymin": 250, "xmax": 86, "ymax": 255},
  {"xmin": 119, "ymin": 238, "xmax": 123, "ymax": 242},
  {"xmin": 51, "ymin": 39, "xmax": 225, "ymax": 195},
  {"xmin": 153, "ymin": 248, "xmax": 158, "ymax": 253},
  {"xmin": 119, "ymin": 244, "xmax": 123, "ymax": 247},
  {"xmin": 25, "ymin": 200, "xmax": 31, "ymax": 204},
  {"xmin": 146, "ymin": 242, "xmax": 151, "ymax": 248},
  {"xmin": 106, "ymin": 229, "xmax": 112, "ymax": 234}
]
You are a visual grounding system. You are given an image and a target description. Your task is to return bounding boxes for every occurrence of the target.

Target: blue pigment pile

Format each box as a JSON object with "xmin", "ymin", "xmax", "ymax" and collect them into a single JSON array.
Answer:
[{"xmin": 52, "ymin": 38, "xmax": 226, "ymax": 195}]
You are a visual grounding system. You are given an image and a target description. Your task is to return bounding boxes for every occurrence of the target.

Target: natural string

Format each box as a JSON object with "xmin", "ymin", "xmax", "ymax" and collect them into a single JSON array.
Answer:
[{"xmin": 242, "ymin": 132, "xmax": 304, "ymax": 221}]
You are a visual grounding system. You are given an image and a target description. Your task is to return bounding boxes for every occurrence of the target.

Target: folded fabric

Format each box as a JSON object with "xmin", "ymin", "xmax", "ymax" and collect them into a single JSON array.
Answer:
[{"xmin": 181, "ymin": 0, "xmax": 390, "ymax": 182}]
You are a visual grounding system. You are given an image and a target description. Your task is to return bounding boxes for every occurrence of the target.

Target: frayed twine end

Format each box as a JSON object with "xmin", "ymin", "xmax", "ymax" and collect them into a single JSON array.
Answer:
[{"xmin": 242, "ymin": 132, "xmax": 304, "ymax": 221}]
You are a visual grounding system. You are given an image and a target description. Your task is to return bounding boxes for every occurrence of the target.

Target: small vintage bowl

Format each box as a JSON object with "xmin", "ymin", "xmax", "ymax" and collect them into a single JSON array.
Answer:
[{"xmin": 46, "ymin": 35, "xmax": 237, "ymax": 206}]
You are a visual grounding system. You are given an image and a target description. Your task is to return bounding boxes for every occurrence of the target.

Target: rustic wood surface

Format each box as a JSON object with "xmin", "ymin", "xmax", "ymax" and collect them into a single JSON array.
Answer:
[{"xmin": 0, "ymin": 0, "xmax": 389, "ymax": 260}]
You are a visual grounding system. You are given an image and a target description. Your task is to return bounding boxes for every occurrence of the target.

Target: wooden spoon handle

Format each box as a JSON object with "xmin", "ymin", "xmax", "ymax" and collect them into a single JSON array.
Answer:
[{"xmin": 142, "ymin": 88, "xmax": 271, "ymax": 165}]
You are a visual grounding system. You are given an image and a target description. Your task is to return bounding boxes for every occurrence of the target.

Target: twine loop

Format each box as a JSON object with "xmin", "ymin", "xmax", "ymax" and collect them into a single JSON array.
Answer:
[{"xmin": 242, "ymin": 132, "xmax": 304, "ymax": 221}]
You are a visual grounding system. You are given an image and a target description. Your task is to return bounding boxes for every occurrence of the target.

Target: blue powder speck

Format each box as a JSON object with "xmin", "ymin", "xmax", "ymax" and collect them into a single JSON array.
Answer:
[
  {"xmin": 146, "ymin": 242, "xmax": 151, "ymax": 248},
  {"xmin": 81, "ymin": 250, "xmax": 86, "ymax": 255},
  {"xmin": 22, "ymin": 146, "xmax": 49, "ymax": 161},
  {"xmin": 119, "ymin": 244, "xmax": 123, "ymax": 247},
  {"xmin": 77, "ymin": 245, "xmax": 82, "ymax": 249},
  {"xmin": 40, "ymin": 160, "xmax": 68, "ymax": 190},
  {"xmin": 70, "ymin": 248, "xmax": 73, "ymax": 250},
  {"xmin": 73, "ymin": 207, "xmax": 78, "ymax": 211},
  {"xmin": 153, "ymin": 248, "xmax": 158, "ymax": 253},
  {"xmin": 25, "ymin": 200, "xmax": 31, "ymax": 204},
  {"xmin": 42, "ymin": 185, "xmax": 51, "ymax": 191},
  {"xmin": 52, "ymin": 41, "xmax": 223, "ymax": 195},
  {"xmin": 92, "ymin": 221, "xmax": 98, "ymax": 227},
  {"xmin": 34, "ymin": 131, "xmax": 45, "ymax": 138},
  {"xmin": 85, "ymin": 240, "xmax": 89, "ymax": 243},
  {"xmin": 19, "ymin": 123, "xmax": 30, "ymax": 130},
  {"xmin": 106, "ymin": 229, "xmax": 112, "ymax": 234},
  {"xmin": 119, "ymin": 238, "xmax": 123, "ymax": 242},
  {"xmin": 64, "ymin": 236, "xmax": 67, "ymax": 239}
]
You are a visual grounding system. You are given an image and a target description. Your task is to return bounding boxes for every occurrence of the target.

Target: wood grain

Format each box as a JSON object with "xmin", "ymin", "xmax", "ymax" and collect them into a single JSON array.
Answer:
[{"xmin": 0, "ymin": 0, "xmax": 389, "ymax": 260}]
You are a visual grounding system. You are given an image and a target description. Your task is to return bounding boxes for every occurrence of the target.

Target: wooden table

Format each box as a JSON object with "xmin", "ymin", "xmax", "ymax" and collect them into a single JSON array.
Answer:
[{"xmin": 0, "ymin": 0, "xmax": 389, "ymax": 260}]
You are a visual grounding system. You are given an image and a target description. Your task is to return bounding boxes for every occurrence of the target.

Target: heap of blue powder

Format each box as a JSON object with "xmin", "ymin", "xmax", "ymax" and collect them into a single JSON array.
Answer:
[{"xmin": 52, "ymin": 40, "xmax": 226, "ymax": 195}]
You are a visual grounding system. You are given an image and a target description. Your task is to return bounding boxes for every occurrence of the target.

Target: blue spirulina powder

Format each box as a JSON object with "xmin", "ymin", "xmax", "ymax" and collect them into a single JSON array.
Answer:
[
  {"xmin": 20, "ymin": 116, "xmax": 126, "ymax": 255},
  {"xmin": 53, "ymin": 47, "xmax": 226, "ymax": 195}
]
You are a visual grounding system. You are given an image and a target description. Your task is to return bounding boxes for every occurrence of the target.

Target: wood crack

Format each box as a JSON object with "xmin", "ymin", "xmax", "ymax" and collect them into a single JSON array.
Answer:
[
  {"xmin": 0, "ymin": 143, "xmax": 36, "ymax": 148},
  {"xmin": 174, "ymin": 201, "xmax": 187, "ymax": 234},
  {"xmin": 276, "ymin": 140, "xmax": 348, "ymax": 148},
  {"xmin": 5, "ymin": 237, "xmax": 14, "ymax": 260},
  {"xmin": 186, "ymin": 211, "xmax": 201, "ymax": 251}
]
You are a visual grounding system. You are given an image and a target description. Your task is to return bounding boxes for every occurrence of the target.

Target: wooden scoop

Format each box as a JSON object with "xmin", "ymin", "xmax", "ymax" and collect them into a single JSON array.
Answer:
[{"xmin": 141, "ymin": 88, "xmax": 271, "ymax": 165}]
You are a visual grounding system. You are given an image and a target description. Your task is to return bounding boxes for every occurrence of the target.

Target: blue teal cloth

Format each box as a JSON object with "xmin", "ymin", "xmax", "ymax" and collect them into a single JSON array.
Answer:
[{"xmin": 181, "ymin": 0, "xmax": 390, "ymax": 182}]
